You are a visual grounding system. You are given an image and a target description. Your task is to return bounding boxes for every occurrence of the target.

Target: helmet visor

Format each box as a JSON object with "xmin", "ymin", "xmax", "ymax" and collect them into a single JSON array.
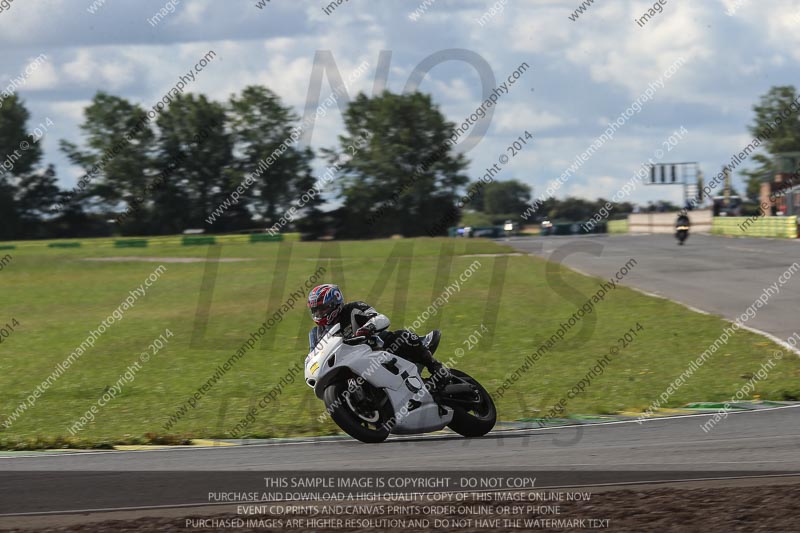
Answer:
[{"xmin": 310, "ymin": 301, "xmax": 337, "ymax": 322}]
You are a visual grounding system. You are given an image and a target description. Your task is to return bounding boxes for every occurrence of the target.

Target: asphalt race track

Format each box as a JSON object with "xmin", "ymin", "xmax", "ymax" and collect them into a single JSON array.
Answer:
[
  {"xmin": 1, "ymin": 405, "xmax": 798, "ymax": 517},
  {"xmin": 503, "ymin": 234, "xmax": 800, "ymax": 346}
]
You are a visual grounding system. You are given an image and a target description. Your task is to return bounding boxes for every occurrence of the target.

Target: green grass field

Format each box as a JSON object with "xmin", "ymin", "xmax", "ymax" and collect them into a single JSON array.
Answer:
[{"xmin": 1, "ymin": 237, "xmax": 798, "ymax": 449}]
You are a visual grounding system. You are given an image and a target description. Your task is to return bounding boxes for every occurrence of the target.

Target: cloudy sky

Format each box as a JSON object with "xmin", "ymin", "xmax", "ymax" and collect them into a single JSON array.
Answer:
[{"xmin": 1, "ymin": 0, "xmax": 797, "ymax": 207}]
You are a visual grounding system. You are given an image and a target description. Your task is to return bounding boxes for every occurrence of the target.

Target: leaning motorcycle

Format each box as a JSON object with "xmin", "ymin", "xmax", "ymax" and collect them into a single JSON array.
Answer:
[
  {"xmin": 676, "ymin": 224, "xmax": 689, "ymax": 245},
  {"xmin": 304, "ymin": 323, "xmax": 496, "ymax": 443}
]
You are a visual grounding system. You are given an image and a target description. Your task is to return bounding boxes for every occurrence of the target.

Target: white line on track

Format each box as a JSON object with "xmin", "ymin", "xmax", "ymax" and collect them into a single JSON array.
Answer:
[
  {"xmin": 492, "ymin": 403, "xmax": 800, "ymax": 435},
  {"xmin": 2, "ymin": 404, "xmax": 798, "ymax": 460},
  {"xmin": 561, "ymin": 264, "xmax": 800, "ymax": 357}
]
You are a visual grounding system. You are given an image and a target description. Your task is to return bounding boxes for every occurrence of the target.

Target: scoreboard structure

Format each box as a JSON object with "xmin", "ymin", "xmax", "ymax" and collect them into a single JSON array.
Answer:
[{"xmin": 646, "ymin": 162, "xmax": 703, "ymax": 209}]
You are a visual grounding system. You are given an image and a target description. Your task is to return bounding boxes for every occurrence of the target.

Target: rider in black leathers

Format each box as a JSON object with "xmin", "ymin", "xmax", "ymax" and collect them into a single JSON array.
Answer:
[{"xmin": 306, "ymin": 284, "xmax": 450, "ymax": 388}]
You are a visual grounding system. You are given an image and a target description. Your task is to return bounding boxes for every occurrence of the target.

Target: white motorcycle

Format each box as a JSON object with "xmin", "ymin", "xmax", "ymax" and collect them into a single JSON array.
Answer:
[{"xmin": 305, "ymin": 323, "xmax": 496, "ymax": 443}]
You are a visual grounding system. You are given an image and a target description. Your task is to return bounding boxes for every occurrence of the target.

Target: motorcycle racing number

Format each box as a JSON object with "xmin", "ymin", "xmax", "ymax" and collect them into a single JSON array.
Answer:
[{"xmin": 400, "ymin": 370, "xmax": 423, "ymax": 393}]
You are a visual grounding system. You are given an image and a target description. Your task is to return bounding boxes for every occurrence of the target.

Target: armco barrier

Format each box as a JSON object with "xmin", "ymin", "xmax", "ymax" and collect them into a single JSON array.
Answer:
[
  {"xmin": 0, "ymin": 233, "xmax": 300, "ymax": 249},
  {"xmin": 114, "ymin": 239, "xmax": 148, "ymax": 248},
  {"xmin": 552, "ymin": 223, "xmax": 574, "ymax": 236},
  {"xmin": 250, "ymin": 234, "xmax": 283, "ymax": 243},
  {"xmin": 181, "ymin": 236, "xmax": 217, "ymax": 246},
  {"xmin": 608, "ymin": 219, "xmax": 629, "ymax": 234},
  {"xmin": 541, "ymin": 221, "xmax": 606, "ymax": 236},
  {"xmin": 712, "ymin": 215, "xmax": 798, "ymax": 238}
]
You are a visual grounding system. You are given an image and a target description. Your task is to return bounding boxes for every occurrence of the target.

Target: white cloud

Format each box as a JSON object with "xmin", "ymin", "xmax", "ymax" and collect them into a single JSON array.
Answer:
[
  {"xmin": 48, "ymin": 100, "xmax": 91, "ymax": 123},
  {"xmin": 506, "ymin": 5, "xmax": 569, "ymax": 55},
  {"xmin": 173, "ymin": 0, "xmax": 211, "ymax": 26},
  {"xmin": 566, "ymin": 175, "xmax": 618, "ymax": 199},
  {"xmin": 7, "ymin": 55, "xmax": 59, "ymax": 91},
  {"xmin": 0, "ymin": 0, "xmax": 69, "ymax": 42},
  {"xmin": 494, "ymin": 107, "xmax": 570, "ymax": 133},
  {"xmin": 61, "ymin": 49, "xmax": 137, "ymax": 90}
]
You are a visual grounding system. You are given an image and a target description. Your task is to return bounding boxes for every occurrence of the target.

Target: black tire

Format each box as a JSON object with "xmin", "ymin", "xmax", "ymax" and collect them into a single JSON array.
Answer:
[
  {"xmin": 323, "ymin": 377, "xmax": 394, "ymax": 443},
  {"xmin": 445, "ymin": 369, "xmax": 496, "ymax": 438}
]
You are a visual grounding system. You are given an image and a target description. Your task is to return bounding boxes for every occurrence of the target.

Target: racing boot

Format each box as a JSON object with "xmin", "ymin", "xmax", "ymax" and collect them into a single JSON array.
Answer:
[{"xmin": 422, "ymin": 349, "xmax": 451, "ymax": 392}]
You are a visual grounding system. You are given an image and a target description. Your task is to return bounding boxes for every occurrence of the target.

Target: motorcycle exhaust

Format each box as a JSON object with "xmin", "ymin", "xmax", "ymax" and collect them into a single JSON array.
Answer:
[{"xmin": 443, "ymin": 383, "xmax": 474, "ymax": 395}]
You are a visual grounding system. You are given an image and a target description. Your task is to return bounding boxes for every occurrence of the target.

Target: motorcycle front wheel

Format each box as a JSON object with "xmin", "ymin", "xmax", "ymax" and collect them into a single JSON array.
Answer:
[{"xmin": 323, "ymin": 375, "xmax": 394, "ymax": 443}]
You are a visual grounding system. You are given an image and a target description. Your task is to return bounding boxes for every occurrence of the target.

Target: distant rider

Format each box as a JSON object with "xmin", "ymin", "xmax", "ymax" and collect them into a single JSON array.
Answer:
[{"xmin": 306, "ymin": 284, "xmax": 450, "ymax": 388}]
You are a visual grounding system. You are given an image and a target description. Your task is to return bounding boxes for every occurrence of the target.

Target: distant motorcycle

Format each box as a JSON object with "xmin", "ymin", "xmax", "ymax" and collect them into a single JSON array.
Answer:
[
  {"xmin": 676, "ymin": 225, "xmax": 689, "ymax": 245},
  {"xmin": 304, "ymin": 323, "xmax": 496, "ymax": 443}
]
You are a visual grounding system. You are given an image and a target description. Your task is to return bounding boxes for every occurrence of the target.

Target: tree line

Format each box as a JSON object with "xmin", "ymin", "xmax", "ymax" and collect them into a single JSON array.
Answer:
[
  {"xmin": 0, "ymin": 88, "xmax": 480, "ymax": 241},
  {"xmin": 0, "ymin": 85, "xmax": 602, "ymax": 241},
  {"xmin": 2, "ymin": 84, "xmax": 794, "ymax": 241}
]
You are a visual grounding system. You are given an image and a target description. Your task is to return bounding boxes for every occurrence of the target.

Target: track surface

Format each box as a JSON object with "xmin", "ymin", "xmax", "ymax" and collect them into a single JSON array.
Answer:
[
  {"xmin": 3, "ymin": 405, "xmax": 798, "ymax": 473},
  {"xmin": 1, "ymin": 406, "xmax": 798, "ymax": 515},
  {"xmin": 503, "ymin": 234, "xmax": 800, "ymax": 344}
]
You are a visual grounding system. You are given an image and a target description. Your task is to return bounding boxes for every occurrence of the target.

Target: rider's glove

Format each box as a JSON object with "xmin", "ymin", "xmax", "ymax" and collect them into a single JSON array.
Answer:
[{"xmin": 354, "ymin": 324, "xmax": 376, "ymax": 337}]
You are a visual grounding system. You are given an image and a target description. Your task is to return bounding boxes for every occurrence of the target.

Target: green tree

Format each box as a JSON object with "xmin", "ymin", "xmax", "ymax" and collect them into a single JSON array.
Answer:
[
  {"xmin": 613, "ymin": 200, "xmax": 635, "ymax": 218},
  {"xmin": 459, "ymin": 211, "xmax": 494, "ymax": 227},
  {"xmin": 0, "ymin": 181, "xmax": 18, "ymax": 240},
  {"xmin": 742, "ymin": 86, "xmax": 800, "ymax": 201},
  {"xmin": 482, "ymin": 179, "xmax": 531, "ymax": 219},
  {"xmin": 60, "ymin": 92, "xmax": 156, "ymax": 212},
  {"xmin": 546, "ymin": 196, "xmax": 598, "ymax": 221},
  {"xmin": 154, "ymin": 93, "xmax": 233, "ymax": 232},
  {"xmin": 16, "ymin": 164, "xmax": 61, "ymax": 237},
  {"xmin": 0, "ymin": 95, "xmax": 45, "ymax": 239},
  {"xmin": 329, "ymin": 91, "xmax": 469, "ymax": 238},
  {"xmin": 0, "ymin": 94, "xmax": 42, "ymax": 178},
  {"xmin": 228, "ymin": 86, "xmax": 315, "ymax": 229}
]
